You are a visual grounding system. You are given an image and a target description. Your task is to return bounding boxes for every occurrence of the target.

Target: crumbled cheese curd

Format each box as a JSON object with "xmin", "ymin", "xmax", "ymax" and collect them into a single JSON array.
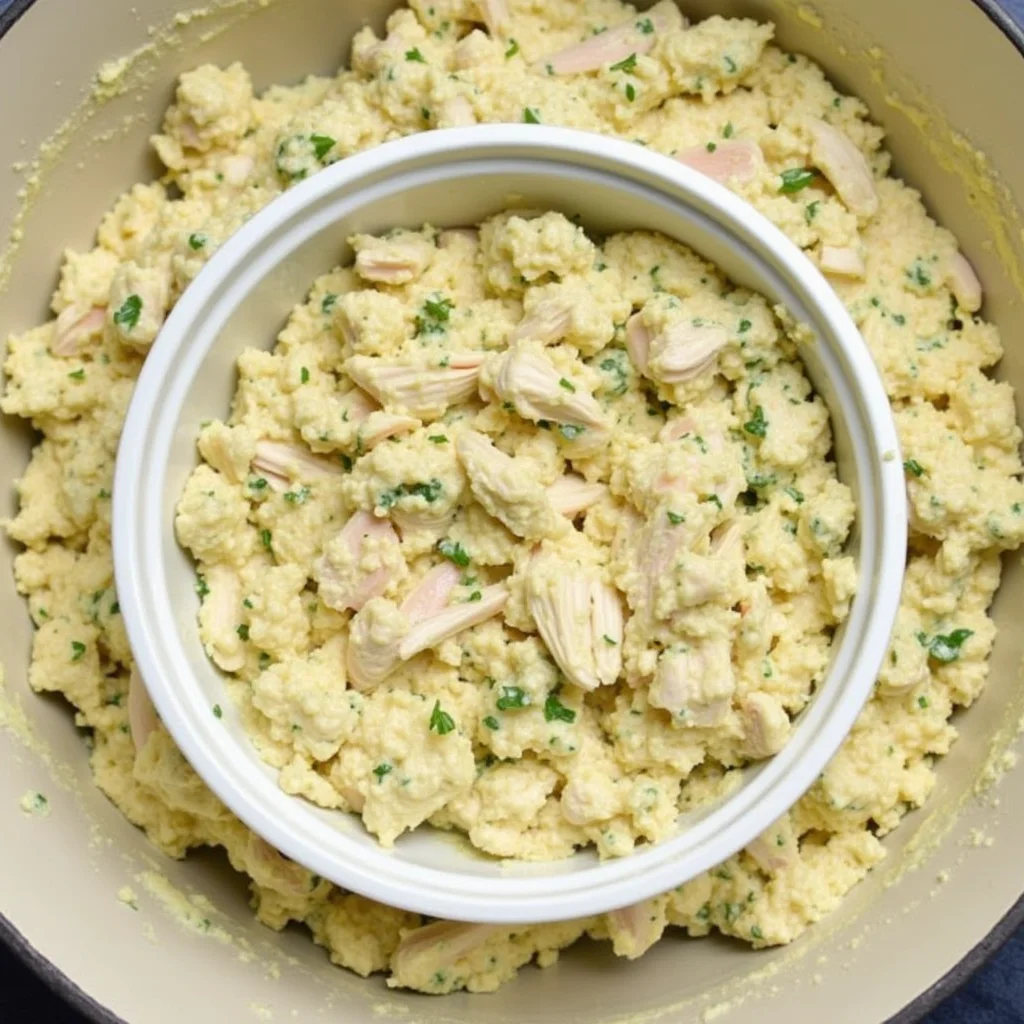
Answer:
[{"xmin": 5, "ymin": 0, "xmax": 1024, "ymax": 997}]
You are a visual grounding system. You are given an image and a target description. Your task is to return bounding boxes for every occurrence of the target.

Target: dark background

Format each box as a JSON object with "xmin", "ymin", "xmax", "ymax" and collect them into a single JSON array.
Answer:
[{"xmin": 2, "ymin": 0, "xmax": 1024, "ymax": 1020}]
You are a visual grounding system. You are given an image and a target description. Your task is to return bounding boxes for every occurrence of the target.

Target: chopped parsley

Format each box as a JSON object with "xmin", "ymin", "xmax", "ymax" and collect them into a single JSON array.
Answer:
[
  {"xmin": 260, "ymin": 528, "xmax": 273, "ymax": 552},
  {"xmin": 284, "ymin": 486, "xmax": 311, "ymax": 505},
  {"xmin": 724, "ymin": 55, "xmax": 738, "ymax": 73},
  {"xmin": 376, "ymin": 478, "xmax": 444, "ymax": 510},
  {"xmin": 610, "ymin": 52, "xmax": 638, "ymax": 73},
  {"xmin": 188, "ymin": 232, "xmax": 207, "ymax": 251},
  {"xmin": 906, "ymin": 259, "xmax": 933, "ymax": 289},
  {"xmin": 544, "ymin": 692, "xmax": 577, "ymax": 724},
  {"xmin": 236, "ymin": 624, "xmax": 250, "ymax": 641},
  {"xmin": 212, "ymin": 704, "xmax": 223, "ymax": 719},
  {"xmin": 505, "ymin": 39, "xmax": 520, "ymax": 58},
  {"xmin": 667, "ymin": 510, "xmax": 685, "ymax": 525},
  {"xmin": 300, "ymin": 367, "xmax": 310, "ymax": 384},
  {"xmin": 70, "ymin": 641, "xmax": 87, "ymax": 662},
  {"xmin": 437, "ymin": 538, "xmax": 470, "ymax": 567},
  {"xmin": 778, "ymin": 168, "xmax": 818, "ymax": 194},
  {"xmin": 483, "ymin": 716, "xmax": 500, "ymax": 731},
  {"xmin": 625, "ymin": 83, "xmax": 636, "ymax": 102},
  {"xmin": 805, "ymin": 200, "xmax": 821, "ymax": 223},
  {"xmin": 723, "ymin": 121, "xmax": 735, "ymax": 138},
  {"xmin": 925, "ymin": 628, "xmax": 973, "ymax": 663},
  {"xmin": 523, "ymin": 107, "xmax": 542, "ymax": 124},
  {"xmin": 321, "ymin": 293, "xmax": 338, "ymax": 314},
  {"xmin": 113, "ymin": 294, "xmax": 142, "ymax": 331},
  {"xmin": 496, "ymin": 686, "xmax": 529, "ymax": 711},
  {"xmin": 310, "ymin": 134, "xmax": 336, "ymax": 160},
  {"xmin": 559, "ymin": 377, "xmax": 576, "ymax": 392},
  {"xmin": 195, "ymin": 575, "xmax": 210, "ymax": 600},
  {"xmin": 603, "ymin": 635, "xmax": 618, "ymax": 646},
  {"xmin": 428, "ymin": 434, "xmax": 449, "ymax": 444},
  {"xmin": 738, "ymin": 319, "xmax": 752, "ymax": 334},
  {"xmin": 429, "ymin": 700, "xmax": 456, "ymax": 735},
  {"xmin": 405, "ymin": 47, "xmax": 426, "ymax": 62},
  {"xmin": 743, "ymin": 405, "xmax": 768, "ymax": 438},
  {"xmin": 415, "ymin": 294, "xmax": 453, "ymax": 336},
  {"xmin": 373, "ymin": 762, "xmax": 393, "ymax": 781},
  {"xmin": 67, "ymin": 368, "xmax": 86, "ymax": 381},
  {"xmin": 558, "ymin": 424, "xmax": 585, "ymax": 441},
  {"xmin": 636, "ymin": 17, "xmax": 655, "ymax": 33},
  {"xmin": 784, "ymin": 486, "xmax": 805, "ymax": 504},
  {"xmin": 903, "ymin": 458, "xmax": 925, "ymax": 478}
]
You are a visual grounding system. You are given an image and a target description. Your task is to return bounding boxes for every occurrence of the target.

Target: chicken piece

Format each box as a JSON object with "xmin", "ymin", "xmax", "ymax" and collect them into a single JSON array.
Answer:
[
  {"xmin": 390, "ymin": 921, "xmax": 501, "ymax": 981},
  {"xmin": 484, "ymin": 343, "xmax": 610, "ymax": 439},
  {"xmin": 509, "ymin": 295, "xmax": 574, "ymax": 345},
  {"xmin": 744, "ymin": 818, "xmax": 798, "ymax": 874},
  {"xmin": 51, "ymin": 304, "xmax": 106, "ymax": 357},
  {"xmin": 625, "ymin": 313, "xmax": 651, "ymax": 377},
  {"xmin": 128, "ymin": 665, "xmax": 159, "ymax": 753},
  {"xmin": 353, "ymin": 30, "xmax": 409, "ymax": 76},
  {"xmin": 398, "ymin": 583, "xmax": 508, "ymax": 661},
  {"xmin": 649, "ymin": 639, "xmax": 735, "ymax": 727},
  {"xmin": 476, "ymin": 0, "xmax": 509, "ymax": 36},
  {"xmin": 647, "ymin": 319, "xmax": 729, "ymax": 385},
  {"xmin": 437, "ymin": 94, "xmax": 477, "ymax": 128},
  {"xmin": 949, "ymin": 251, "xmax": 983, "ymax": 313},
  {"xmin": 346, "ymin": 353, "xmax": 484, "ymax": 419},
  {"xmin": 200, "ymin": 564, "xmax": 246, "ymax": 672},
  {"xmin": 252, "ymin": 440, "xmax": 345, "ymax": 492},
  {"xmin": 314, "ymin": 510, "xmax": 402, "ymax": 612},
  {"xmin": 346, "ymin": 572, "xmax": 507, "ymax": 689},
  {"xmin": 739, "ymin": 692, "xmax": 791, "ymax": 759},
  {"xmin": 628, "ymin": 512, "xmax": 694, "ymax": 614},
  {"xmin": 546, "ymin": 474, "xmax": 608, "ymax": 518},
  {"xmin": 605, "ymin": 898, "xmax": 668, "ymax": 959},
  {"xmin": 671, "ymin": 520, "xmax": 746, "ymax": 607},
  {"xmin": 736, "ymin": 579, "xmax": 772, "ymax": 657},
  {"xmin": 560, "ymin": 772, "xmax": 621, "ymax": 826},
  {"xmin": 526, "ymin": 558, "xmax": 624, "ymax": 690},
  {"xmin": 356, "ymin": 411, "xmax": 421, "ymax": 451},
  {"xmin": 438, "ymin": 227, "xmax": 480, "ymax": 249},
  {"xmin": 456, "ymin": 430, "xmax": 564, "ymax": 540},
  {"xmin": 453, "ymin": 31, "xmax": 493, "ymax": 70},
  {"xmin": 351, "ymin": 233, "xmax": 434, "ymax": 286},
  {"xmin": 246, "ymin": 835, "xmax": 312, "ymax": 897},
  {"xmin": 537, "ymin": 0, "xmax": 684, "ymax": 75},
  {"xmin": 818, "ymin": 245, "xmax": 866, "ymax": 279},
  {"xmin": 808, "ymin": 118, "xmax": 879, "ymax": 219},
  {"xmin": 676, "ymin": 140, "xmax": 764, "ymax": 186}
]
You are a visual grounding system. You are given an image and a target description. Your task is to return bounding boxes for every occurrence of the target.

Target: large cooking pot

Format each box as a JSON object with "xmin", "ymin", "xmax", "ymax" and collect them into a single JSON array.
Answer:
[{"xmin": 1, "ymin": 2, "xmax": 1023, "ymax": 1021}]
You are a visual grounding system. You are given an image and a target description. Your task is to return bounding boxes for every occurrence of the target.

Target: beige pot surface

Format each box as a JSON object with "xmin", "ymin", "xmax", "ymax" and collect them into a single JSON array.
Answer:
[{"xmin": 1, "ymin": 1, "xmax": 1023, "ymax": 1021}]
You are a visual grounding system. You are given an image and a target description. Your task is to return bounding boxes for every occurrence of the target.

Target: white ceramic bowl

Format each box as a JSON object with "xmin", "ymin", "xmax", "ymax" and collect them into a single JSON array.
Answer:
[{"xmin": 112, "ymin": 124, "xmax": 906, "ymax": 924}]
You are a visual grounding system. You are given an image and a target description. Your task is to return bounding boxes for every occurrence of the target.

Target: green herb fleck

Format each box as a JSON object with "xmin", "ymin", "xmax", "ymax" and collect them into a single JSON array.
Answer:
[
  {"xmin": 496, "ymin": 686, "xmax": 529, "ymax": 711},
  {"xmin": 558, "ymin": 424, "xmax": 585, "ymax": 441},
  {"xmin": 667, "ymin": 510, "xmax": 685, "ymax": 525},
  {"xmin": 284, "ymin": 486, "xmax": 311, "ymax": 505},
  {"xmin": 903, "ymin": 459, "xmax": 925, "ymax": 478},
  {"xmin": 236, "ymin": 624, "xmax": 250, "ymax": 641},
  {"xmin": 544, "ymin": 692, "xmax": 577, "ymax": 724},
  {"xmin": 321, "ymin": 293, "xmax": 338, "ymax": 314},
  {"xmin": 405, "ymin": 47, "xmax": 426, "ymax": 62},
  {"xmin": 260, "ymin": 528, "xmax": 273, "ymax": 552},
  {"xmin": 559, "ymin": 377, "xmax": 576, "ymax": 392},
  {"xmin": 723, "ymin": 121, "xmax": 735, "ymax": 138},
  {"xmin": 784, "ymin": 486, "xmax": 805, "ymax": 504},
  {"xmin": 743, "ymin": 405, "xmax": 768, "ymax": 438},
  {"xmin": 927, "ymin": 629, "xmax": 973, "ymax": 663},
  {"xmin": 67, "ymin": 368, "xmax": 86, "ymax": 381},
  {"xmin": 505, "ymin": 39, "xmax": 520, "ymax": 58},
  {"xmin": 428, "ymin": 434, "xmax": 449, "ymax": 444},
  {"xmin": 438, "ymin": 538, "xmax": 470, "ymax": 567},
  {"xmin": 373, "ymin": 762, "xmax": 393, "ymax": 781},
  {"xmin": 603, "ymin": 635, "xmax": 618, "ymax": 646},
  {"xmin": 70, "ymin": 641, "xmax": 86, "ymax": 662},
  {"xmin": 779, "ymin": 168, "xmax": 818, "ymax": 194},
  {"xmin": 523, "ymin": 107, "xmax": 542, "ymax": 124},
  {"xmin": 195, "ymin": 575, "xmax": 210, "ymax": 600},
  {"xmin": 113, "ymin": 294, "xmax": 142, "ymax": 331},
  {"xmin": 188, "ymin": 232, "xmax": 207, "ymax": 251},
  {"xmin": 415, "ymin": 294, "xmax": 453, "ymax": 336},
  {"xmin": 310, "ymin": 134, "xmax": 336, "ymax": 160},
  {"xmin": 738, "ymin": 319, "xmax": 752, "ymax": 334},
  {"xmin": 212, "ymin": 704, "xmax": 223, "ymax": 719},
  {"xmin": 483, "ymin": 715, "xmax": 500, "ymax": 731},
  {"xmin": 805, "ymin": 200, "xmax": 821, "ymax": 223},
  {"xmin": 429, "ymin": 700, "xmax": 456, "ymax": 735},
  {"xmin": 300, "ymin": 367, "xmax": 310, "ymax": 384},
  {"xmin": 636, "ymin": 17, "xmax": 655, "ymax": 33},
  {"xmin": 610, "ymin": 52, "xmax": 638, "ymax": 73}
]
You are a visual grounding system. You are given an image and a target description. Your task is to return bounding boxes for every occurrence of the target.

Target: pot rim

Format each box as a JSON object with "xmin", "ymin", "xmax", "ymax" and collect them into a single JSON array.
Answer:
[{"xmin": 0, "ymin": 0, "xmax": 1021, "ymax": 1019}]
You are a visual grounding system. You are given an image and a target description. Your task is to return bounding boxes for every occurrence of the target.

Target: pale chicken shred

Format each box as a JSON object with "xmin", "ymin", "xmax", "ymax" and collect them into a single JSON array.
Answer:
[{"xmin": 6, "ymin": 0, "xmax": 1022, "ymax": 1002}]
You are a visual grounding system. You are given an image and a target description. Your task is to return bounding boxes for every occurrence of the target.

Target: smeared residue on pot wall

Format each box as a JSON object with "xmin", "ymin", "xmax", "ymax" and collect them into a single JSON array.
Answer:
[{"xmin": 2, "ymin": 2, "xmax": 1024, "ymax": 1022}]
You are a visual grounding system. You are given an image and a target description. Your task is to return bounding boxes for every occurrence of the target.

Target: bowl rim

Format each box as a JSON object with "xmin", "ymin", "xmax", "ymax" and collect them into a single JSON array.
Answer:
[{"xmin": 112, "ymin": 123, "xmax": 906, "ymax": 924}]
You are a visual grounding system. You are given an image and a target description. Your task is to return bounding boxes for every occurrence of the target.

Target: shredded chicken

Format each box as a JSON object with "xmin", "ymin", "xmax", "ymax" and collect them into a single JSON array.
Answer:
[
  {"xmin": 546, "ymin": 474, "xmax": 608, "ymax": 518},
  {"xmin": 390, "ymin": 921, "xmax": 501, "ymax": 979},
  {"xmin": 456, "ymin": 430, "xmax": 564, "ymax": 540},
  {"xmin": 676, "ymin": 140, "xmax": 764, "ymax": 185},
  {"xmin": 819, "ymin": 245, "xmax": 866, "ymax": 279},
  {"xmin": 314, "ymin": 510, "xmax": 401, "ymax": 612},
  {"xmin": 646, "ymin": 319, "xmax": 729, "ymax": 385},
  {"xmin": 649, "ymin": 639, "xmax": 734, "ymax": 726},
  {"xmin": 128, "ymin": 665, "xmax": 158, "ymax": 753},
  {"xmin": 352, "ymin": 233, "xmax": 434, "ymax": 286},
  {"xmin": 200, "ymin": 564, "xmax": 246, "ymax": 672},
  {"xmin": 51, "ymin": 304, "xmax": 106, "ymax": 357},
  {"xmin": 526, "ymin": 557, "xmax": 624, "ymax": 690},
  {"xmin": 252, "ymin": 440, "xmax": 345, "ymax": 492},
  {"xmin": 949, "ymin": 251, "xmax": 983, "ymax": 313},
  {"xmin": 605, "ymin": 898, "xmax": 668, "ymax": 959},
  {"xmin": 537, "ymin": 0, "xmax": 683, "ymax": 74},
  {"xmin": 346, "ymin": 353, "xmax": 484, "ymax": 419},
  {"xmin": 808, "ymin": 118, "xmax": 879, "ymax": 219},
  {"xmin": 739, "ymin": 692, "xmax": 791, "ymax": 758}
]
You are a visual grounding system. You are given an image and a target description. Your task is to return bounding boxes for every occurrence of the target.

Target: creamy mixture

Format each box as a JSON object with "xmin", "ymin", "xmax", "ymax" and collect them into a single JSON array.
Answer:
[
  {"xmin": 5, "ymin": 0, "xmax": 1024, "ymax": 996},
  {"xmin": 175, "ymin": 211, "xmax": 855, "ymax": 855}
]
